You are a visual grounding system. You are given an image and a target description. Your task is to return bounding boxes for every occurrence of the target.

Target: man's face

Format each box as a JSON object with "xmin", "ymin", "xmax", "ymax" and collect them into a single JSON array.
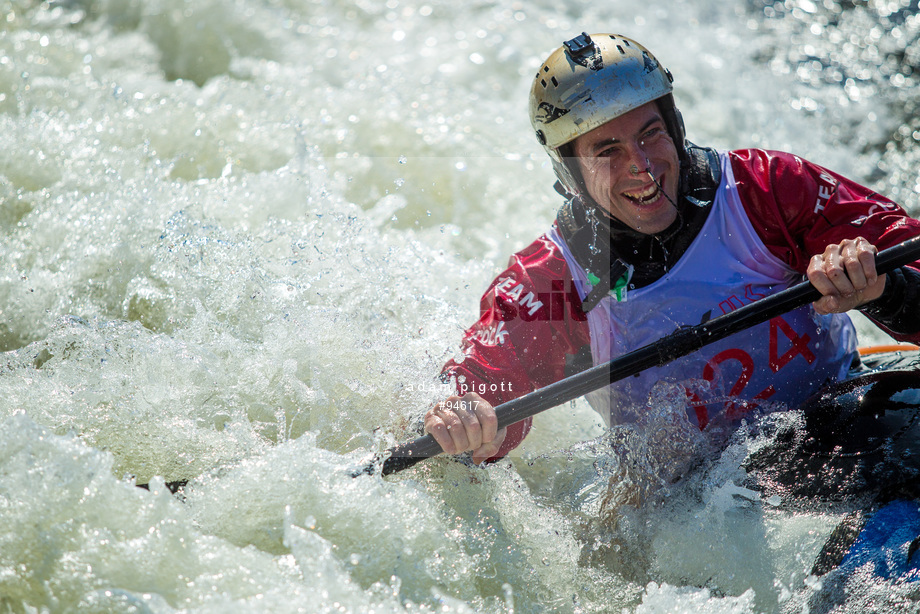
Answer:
[{"xmin": 572, "ymin": 102, "xmax": 680, "ymax": 234}]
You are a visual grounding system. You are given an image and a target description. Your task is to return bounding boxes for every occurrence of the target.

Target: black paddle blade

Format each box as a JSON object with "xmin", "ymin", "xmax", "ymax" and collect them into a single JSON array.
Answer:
[{"xmin": 350, "ymin": 433, "xmax": 443, "ymax": 477}]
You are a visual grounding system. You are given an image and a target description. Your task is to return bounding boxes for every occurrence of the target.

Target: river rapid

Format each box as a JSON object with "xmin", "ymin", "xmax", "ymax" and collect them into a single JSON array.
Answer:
[{"xmin": 1, "ymin": 0, "xmax": 919, "ymax": 612}]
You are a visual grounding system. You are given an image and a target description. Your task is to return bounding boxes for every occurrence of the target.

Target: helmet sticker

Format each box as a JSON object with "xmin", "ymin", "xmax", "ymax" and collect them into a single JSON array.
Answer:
[{"xmin": 535, "ymin": 102, "xmax": 570, "ymax": 124}]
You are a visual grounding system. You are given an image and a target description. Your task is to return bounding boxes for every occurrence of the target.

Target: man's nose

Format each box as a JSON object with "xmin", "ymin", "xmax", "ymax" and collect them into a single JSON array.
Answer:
[{"xmin": 623, "ymin": 141, "xmax": 650, "ymax": 175}]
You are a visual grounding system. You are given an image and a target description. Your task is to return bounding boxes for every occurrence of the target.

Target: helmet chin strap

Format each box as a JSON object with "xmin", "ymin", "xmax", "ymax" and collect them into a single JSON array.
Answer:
[
  {"xmin": 638, "ymin": 157, "xmax": 684, "ymax": 265},
  {"xmin": 643, "ymin": 157, "xmax": 680, "ymax": 209}
]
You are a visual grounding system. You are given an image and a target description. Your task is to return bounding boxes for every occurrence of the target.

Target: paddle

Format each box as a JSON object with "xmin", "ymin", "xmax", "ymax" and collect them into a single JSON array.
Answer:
[{"xmin": 355, "ymin": 236, "xmax": 920, "ymax": 477}]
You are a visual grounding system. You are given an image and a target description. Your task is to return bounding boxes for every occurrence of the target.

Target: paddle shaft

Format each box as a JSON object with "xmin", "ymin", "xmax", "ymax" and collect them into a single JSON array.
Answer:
[{"xmin": 369, "ymin": 237, "xmax": 920, "ymax": 476}]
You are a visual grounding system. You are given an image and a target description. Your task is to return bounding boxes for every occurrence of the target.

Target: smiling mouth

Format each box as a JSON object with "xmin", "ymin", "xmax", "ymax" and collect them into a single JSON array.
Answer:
[{"xmin": 622, "ymin": 182, "xmax": 662, "ymax": 205}]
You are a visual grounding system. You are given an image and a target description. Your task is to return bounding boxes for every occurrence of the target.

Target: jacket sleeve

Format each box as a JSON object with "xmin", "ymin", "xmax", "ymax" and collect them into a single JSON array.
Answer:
[
  {"xmin": 440, "ymin": 234, "xmax": 591, "ymax": 460},
  {"xmin": 730, "ymin": 149, "xmax": 920, "ymax": 341}
]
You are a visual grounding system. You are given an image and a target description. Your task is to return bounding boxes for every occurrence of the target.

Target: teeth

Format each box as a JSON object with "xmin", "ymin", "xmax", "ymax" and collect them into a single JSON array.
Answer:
[{"xmin": 624, "ymin": 184, "xmax": 660, "ymax": 203}]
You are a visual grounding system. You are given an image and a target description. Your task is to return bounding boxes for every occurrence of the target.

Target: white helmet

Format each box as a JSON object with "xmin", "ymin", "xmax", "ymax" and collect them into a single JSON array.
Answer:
[{"xmin": 530, "ymin": 33, "xmax": 687, "ymax": 197}]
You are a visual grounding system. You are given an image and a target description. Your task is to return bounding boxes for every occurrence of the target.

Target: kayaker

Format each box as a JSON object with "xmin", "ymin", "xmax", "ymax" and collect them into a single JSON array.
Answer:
[{"xmin": 424, "ymin": 33, "xmax": 920, "ymax": 465}]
